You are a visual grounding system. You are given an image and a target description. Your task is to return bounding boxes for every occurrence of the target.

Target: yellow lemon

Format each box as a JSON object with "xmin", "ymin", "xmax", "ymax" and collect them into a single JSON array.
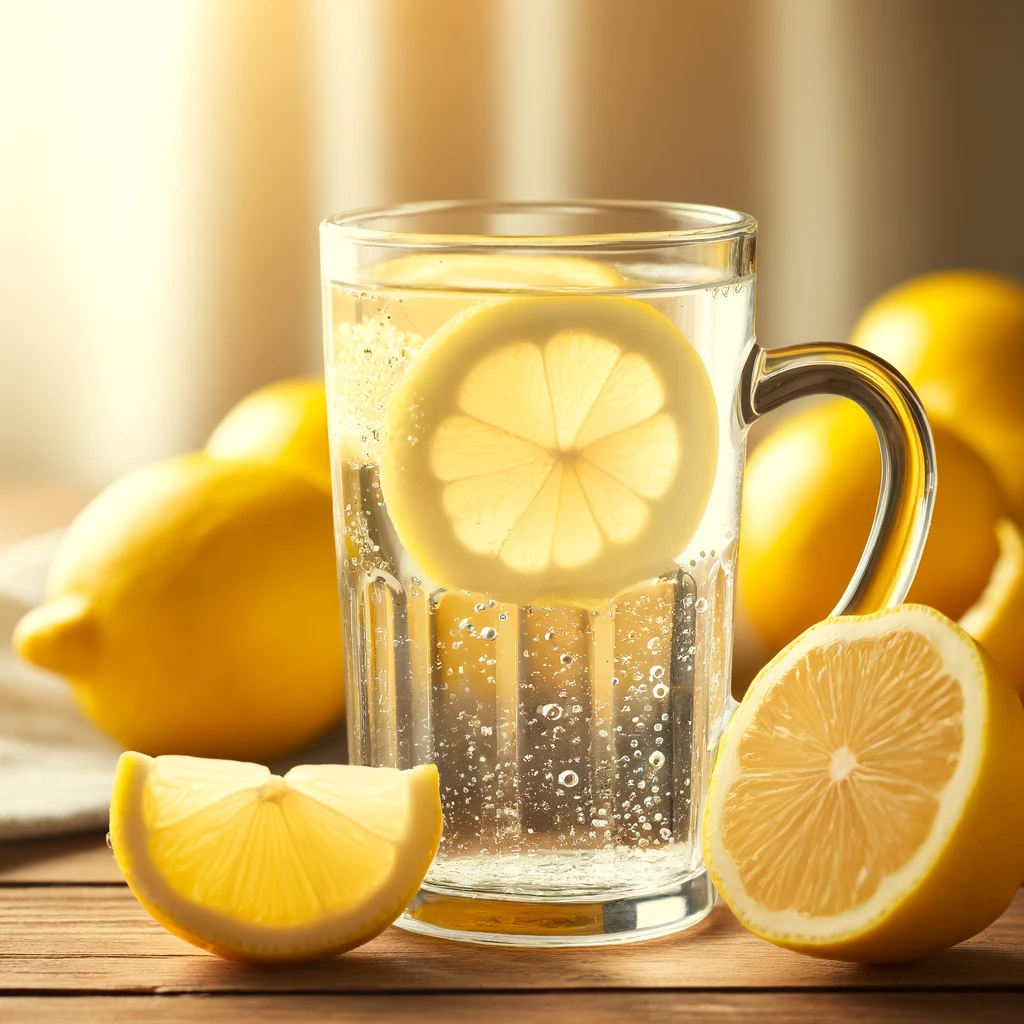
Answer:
[
  {"xmin": 961, "ymin": 519, "xmax": 1024, "ymax": 699},
  {"xmin": 739, "ymin": 400, "xmax": 1010, "ymax": 655},
  {"xmin": 703, "ymin": 604, "xmax": 1024, "ymax": 962},
  {"xmin": 207, "ymin": 378, "xmax": 331, "ymax": 492},
  {"xmin": 381, "ymin": 297, "xmax": 718, "ymax": 605},
  {"xmin": 109, "ymin": 751, "xmax": 442, "ymax": 962},
  {"xmin": 13, "ymin": 454, "xmax": 344, "ymax": 760},
  {"xmin": 851, "ymin": 271, "xmax": 1024, "ymax": 514}
]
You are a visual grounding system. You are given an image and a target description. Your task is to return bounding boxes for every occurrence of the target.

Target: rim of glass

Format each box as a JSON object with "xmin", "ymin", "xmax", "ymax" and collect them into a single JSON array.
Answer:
[{"xmin": 322, "ymin": 199, "xmax": 757, "ymax": 249}]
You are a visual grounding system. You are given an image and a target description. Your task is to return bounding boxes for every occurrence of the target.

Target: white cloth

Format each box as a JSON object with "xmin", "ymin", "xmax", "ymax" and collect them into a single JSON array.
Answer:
[{"xmin": 0, "ymin": 531, "xmax": 121, "ymax": 841}]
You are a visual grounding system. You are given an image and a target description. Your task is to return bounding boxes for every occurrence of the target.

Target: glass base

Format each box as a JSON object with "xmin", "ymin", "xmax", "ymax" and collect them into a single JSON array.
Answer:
[{"xmin": 396, "ymin": 868, "xmax": 715, "ymax": 947}]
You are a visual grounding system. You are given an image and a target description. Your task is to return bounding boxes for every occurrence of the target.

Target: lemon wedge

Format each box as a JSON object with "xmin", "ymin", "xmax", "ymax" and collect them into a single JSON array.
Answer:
[
  {"xmin": 367, "ymin": 252, "xmax": 626, "ymax": 290},
  {"xmin": 381, "ymin": 297, "xmax": 718, "ymax": 605},
  {"xmin": 961, "ymin": 518, "xmax": 1024, "ymax": 698},
  {"xmin": 109, "ymin": 752, "xmax": 442, "ymax": 962},
  {"xmin": 703, "ymin": 604, "xmax": 1024, "ymax": 962}
]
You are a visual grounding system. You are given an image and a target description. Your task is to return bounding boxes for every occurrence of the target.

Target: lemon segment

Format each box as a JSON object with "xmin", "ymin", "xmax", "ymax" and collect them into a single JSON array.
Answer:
[
  {"xmin": 110, "ymin": 752, "xmax": 443, "ymax": 962},
  {"xmin": 960, "ymin": 518, "xmax": 1024, "ymax": 698},
  {"xmin": 382, "ymin": 297, "xmax": 718, "ymax": 605},
  {"xmin": 703, "ymin": 604, "xmax": 1024, "ymax": 962}
]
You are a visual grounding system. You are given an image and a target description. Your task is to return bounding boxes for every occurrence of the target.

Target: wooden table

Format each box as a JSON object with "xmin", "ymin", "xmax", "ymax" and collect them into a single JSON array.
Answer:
[{"xmin": 1, "ymin": 834, "xmax": 1022, "ymax": 1022}]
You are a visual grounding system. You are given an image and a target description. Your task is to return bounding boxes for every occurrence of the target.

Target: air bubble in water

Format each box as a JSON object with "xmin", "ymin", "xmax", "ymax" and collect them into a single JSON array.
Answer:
[
  {"xmin": 474, "ymin": 602, "xmax": 486, "ymax": 612},
  {"xmin": 560, "ymin": 653, "xmax": 574, "ymax": 665},
  {"xmin": 652, "ymin": 682, "xmax": 669, "ymax": 699},
  {"xmin": 649, "ymin": 750, "xmax": 666, "ymax": 768},
  {"xmin": 539, "ymin": 703, "xmax": 563, "ymax": 720},
  {"xmin": 649, "ymin": 664, "xmax": 665, "ymax": 680},
  {"xmin": 558, "ymin": 770, "xmax": 579, "ymax": 788},
  {"xmin": 479, "ymin": 626, "xmax": 498, "ymax": 641},
  {"xmin": 498, "ymin": 612, "xmax": 508, "ymax": 620},
  {"xmin": 695, "ymin": 597, "xmax": 709, "ymax": 613}
]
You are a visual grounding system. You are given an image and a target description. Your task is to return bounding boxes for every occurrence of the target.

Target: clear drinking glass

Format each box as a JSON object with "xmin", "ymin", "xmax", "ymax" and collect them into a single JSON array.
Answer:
[{"xmin": 320, "ymin": 201, "xmax": 935, "ymax": 946}]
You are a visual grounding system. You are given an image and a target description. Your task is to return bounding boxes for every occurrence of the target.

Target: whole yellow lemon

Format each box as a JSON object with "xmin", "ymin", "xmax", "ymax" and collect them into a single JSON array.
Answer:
[
  {"xmin": 851, "ymin": 271, "xmax": 1024, "ymax": 514},
  {"xmin": 13, "ymin": 454, "xmax": 345, "ymax": 760},
  {"xmin": 206, "ymin": 378, "xmax": 331, "ymax": 492},
  {"xmin": 739, "ymin": 400, "xmax": 1010, "ymax": 655}
]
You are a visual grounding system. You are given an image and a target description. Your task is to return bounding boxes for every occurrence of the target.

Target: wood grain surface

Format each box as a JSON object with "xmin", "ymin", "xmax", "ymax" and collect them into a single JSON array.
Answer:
[{"xmin": 1, "ymin": 836, "xmax": 1022, "ymax": 1021}]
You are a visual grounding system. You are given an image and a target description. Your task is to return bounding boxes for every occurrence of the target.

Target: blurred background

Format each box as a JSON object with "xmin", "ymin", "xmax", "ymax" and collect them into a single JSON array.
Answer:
[{"xmin": 1, "ymin": 0, "xmax": 1023, "ymax": 490}]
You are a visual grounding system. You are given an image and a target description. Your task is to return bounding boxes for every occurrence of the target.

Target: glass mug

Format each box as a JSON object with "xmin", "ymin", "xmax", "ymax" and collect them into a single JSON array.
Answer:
[{"xmin": 320, "ymin": 201, "xmax": 934, "ymax": 946}]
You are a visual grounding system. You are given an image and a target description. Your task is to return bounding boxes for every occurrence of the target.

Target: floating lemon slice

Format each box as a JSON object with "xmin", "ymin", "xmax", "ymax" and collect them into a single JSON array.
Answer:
[
  {"xmin": 367, "ymin": 252, "xmax": 626, "ymax": 290},
  {"xmin": 703, "ymin": 605, "xmax": 1024, "ymax": 963},
  {"xmin": 109, "ymin": 752, "xmax": 442, "ymax": 962},
  {"xmin": 382, "ymin": 297, "xmax": 718, "ymax": 604}
]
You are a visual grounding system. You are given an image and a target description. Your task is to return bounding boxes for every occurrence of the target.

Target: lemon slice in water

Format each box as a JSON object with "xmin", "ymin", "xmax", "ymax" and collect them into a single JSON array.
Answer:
[
  {"xmin": 367, "ymin": 252, "xmax": 626, "ymax": 290},
  {"xmin": 382, "ymin": 297, "xmax": 718, "ymax": 604}
]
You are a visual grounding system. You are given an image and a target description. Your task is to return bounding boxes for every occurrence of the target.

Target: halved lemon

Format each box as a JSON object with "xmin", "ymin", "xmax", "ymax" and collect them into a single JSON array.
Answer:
[
  {"xmin": 961, "ymin": 518, "xmax": 1024, "ymax": 698},
  {"xmin": 381, "ymin": 297, "xmax": 718, "ymax": 605},
  {"xmin": 109, "ymin": 752, "xmax": 442, "ymax": 962},
  {"xmin": 366, "ymin": 252, "xmax": 626, "ymax": 290},
  {"xmin": 703, "ymin": 604, "xmax": 1024, "ymax": 962}
]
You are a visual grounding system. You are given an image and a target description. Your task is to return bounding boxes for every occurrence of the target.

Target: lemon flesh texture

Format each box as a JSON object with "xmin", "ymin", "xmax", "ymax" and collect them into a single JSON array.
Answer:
[
  {"xmin": 961, "ymin": 518, "xmax": 1024, "ymax": 698},
  {"xmin": 206, "ymin": 378, "xmax": 331, "ymax": 492},
  {"xmin": 109, "ymin": 752, "xmax": 443, "ymax": 962},
  {"xmin": 365, "ymin": 252, "xmax": 626, "ymax": 291},
  {"xmin": 382, "ymin": 297, "xmax": 718, "ymax": 606},
  {"xmin": 703, "ymin": 604, "xmax": 1024, "ymax": 963}
]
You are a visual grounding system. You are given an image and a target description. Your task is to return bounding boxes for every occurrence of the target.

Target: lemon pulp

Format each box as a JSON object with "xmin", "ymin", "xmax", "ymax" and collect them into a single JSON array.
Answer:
[{"xmin": 382, "ymin": 297, "xmax": 718, "ymax": 605}]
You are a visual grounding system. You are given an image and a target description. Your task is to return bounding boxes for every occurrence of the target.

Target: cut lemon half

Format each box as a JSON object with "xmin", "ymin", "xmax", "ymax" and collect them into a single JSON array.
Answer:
[
  {"xmin": 961, "ymin": 518, "xmax": 1024, "ymax": 698},
  {"xmin": 703, "ymin": 604, "xmax": 1024, "ymax": 963},
  {"xmin": 109, "ymin": 752, "xmax": 442, "ymax": 962},
  {"xmin": 366, "ymin": 252, "xmax": 626, "ymax": 290},
  {"xmin": 381, "ymin": 297, "xmax": 718, "ymax": 605}
]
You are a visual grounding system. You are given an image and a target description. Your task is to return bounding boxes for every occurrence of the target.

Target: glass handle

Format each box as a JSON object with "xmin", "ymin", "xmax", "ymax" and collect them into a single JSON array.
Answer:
[{"xmin": 738, "ymin": 341, "xmax": 936, "ymax": 617}]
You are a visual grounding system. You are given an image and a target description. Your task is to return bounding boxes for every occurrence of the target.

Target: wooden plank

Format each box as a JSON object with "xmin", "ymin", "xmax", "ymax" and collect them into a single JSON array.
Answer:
[
  {"xmin": 0, "ymin": 835, "xmax": 120, "ymax": 885},
  {"xmin": 1, "ymin": 886, "xmax": 1022, "ymax": 993},
  {"xmin": 1, "ymin": 991, "xmax": 1022, "ymax": 1024}
]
